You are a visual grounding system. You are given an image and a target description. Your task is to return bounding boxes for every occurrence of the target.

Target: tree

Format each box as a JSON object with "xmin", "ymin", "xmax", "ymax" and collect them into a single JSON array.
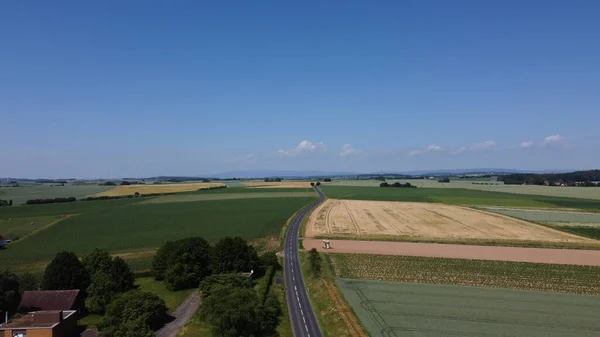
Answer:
[
  {"xmin": 438, "ymin": 177, "xmax": 450, "ymax": 183},
  {"xmin": 83, "ymin": 249, "xmax": 113, "ymax": 275},
  {"xmin": 308, "ymin": 248, "xmax": 322, "ymax": 277},
  {"xmin": 201, "ymin": 284, "xmax": 281, "ymax": 337},
  {"xmin": 87, "ymin": 271, "xmax": 119, "ymax": 314},
  {"xmin": 84, "ymin": 250, "xmax": 135, "ymax": 313},
  {"xmin": 99, "ymin": 318, "xmax": 154, "ymax": 337},
  {"xmin": 100, "ymin": 291, "xmax": 169, "ymax": 333},
  {"xmin": 199, "ymin": 274, "xmax": 248, "ymax": 298},
  {"xmin": 0, "ymin": 270, "xmax": 20, "ymax": 316},
  {"xmin": 120, "ymin": 181, "xmax": 131, "ymax": 186},
  {"xmin": 151, "ymin": 241, "xmax": 179, "ymax": 280},
  {"xmin": 110, "ymin": 257, "xmax": 135, "ymax": 292},
  {"xmin": 213, "ymin": 237, "xmax": 260, "ymax": 274},
  {"xmin": 324, "ymin": 178, "xmax": 332, "ymax": 182},
  {"xmin": 380, "ymin": 182, "xmax": 390, "ymax": 187},
  {"xmin": 19, "ymin": 273, "xmax": 39, "ymax": 293},
  {"xmin": 316, "ymin": 181, "xmax": 321, "ymax": 186},
  {"xmin": 42, "ymin": 251, "xmax": 90, "ymax": 294},
  {"xmin": 310, "ymin": 182, "xmax": 315, "ymax": 186},
  {"xmin": 8, "ymin": 200, "xmax": 12, "ymax": 206},
  {"xmin": 152, "ymin": 237, "xmax": 213, "ymax": 289}
]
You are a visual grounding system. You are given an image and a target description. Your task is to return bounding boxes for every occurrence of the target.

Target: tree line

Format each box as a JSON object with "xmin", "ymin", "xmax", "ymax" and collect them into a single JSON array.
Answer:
[
  {"xmin": 264, "ymin": 177, "xmax": 282, "ymax": 182},
  {"xmin": 25, "ymin": 196, "xmax": 76, "ymax": 205},
  {"xmin": 380, "ymin": 182, "xmax": 417, "ymax": 188},
  {"xmin": 499, "ymin": 170, "xmax": 600, "ymax": 186}
]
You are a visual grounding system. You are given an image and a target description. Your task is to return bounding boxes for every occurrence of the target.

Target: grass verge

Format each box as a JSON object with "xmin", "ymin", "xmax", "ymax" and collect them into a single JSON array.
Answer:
[
  {"xmin": 298, "ymin": 251, "xmax": 368, "ymax": 337},
  {"xmin": 329, "ymin": 253, "xmax": 600, "ymax": 295},
  {"xmin": 135, "ymin": 277, "xmax": 195, "ymax": 313}
]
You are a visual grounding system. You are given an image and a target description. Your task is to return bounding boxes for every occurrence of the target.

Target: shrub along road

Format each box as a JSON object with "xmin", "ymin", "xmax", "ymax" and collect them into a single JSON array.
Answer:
[{"xmin": 285, "ymin": 186, "xmax": 325, "ymax": 337}]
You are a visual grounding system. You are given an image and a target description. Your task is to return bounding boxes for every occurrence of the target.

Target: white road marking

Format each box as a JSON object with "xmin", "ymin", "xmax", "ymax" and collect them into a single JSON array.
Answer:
[
  {"xmin": 293, "ymin": 276, "xmax": 295, "ymax": 281},
  {"xmin": 303, "ymin": 316, "xmax": 306, "ymax": 323},
  {"xmin": 305, "ymin": 325, "xmax": 309, "ymax": 332},
  {"xmin": 301, "ymin": 309, "xmax": 304, "ymax": 316},
  {"xmin": 294, "ymin": 286, "xmax": 297, "ymax": 291},
  {"xmin": 299, "ymin": 302, "xmax": 301, "ymax": 309}
]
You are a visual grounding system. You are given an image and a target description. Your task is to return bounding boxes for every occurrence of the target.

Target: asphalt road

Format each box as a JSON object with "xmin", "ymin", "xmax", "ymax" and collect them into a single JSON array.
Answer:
[{"xmin": 284, "ymin": 186, "xmax": 325, "ymax": 337}]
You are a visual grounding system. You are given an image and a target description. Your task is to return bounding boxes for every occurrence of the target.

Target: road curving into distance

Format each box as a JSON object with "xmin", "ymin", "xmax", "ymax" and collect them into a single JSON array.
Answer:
[{"xmin": 284, "ymin": 186, "xmax": 325, "ymax": 337}]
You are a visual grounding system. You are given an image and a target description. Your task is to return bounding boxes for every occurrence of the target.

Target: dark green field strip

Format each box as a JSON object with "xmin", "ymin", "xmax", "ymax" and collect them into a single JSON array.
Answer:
[
  {"xmin": 0, "ymin": 198, "xmax": 142, "ymax": 218},
  {"xmin": 140, "ymin": 191, "xmax": 317, "ymax": 204},
  {"xmin": 557, "ymin": 227, "xmax": 600, "ymax": 240},
  {"xmin": 328, "ymin": 253, "xmax": 600, "ymax": 295},
  {"xmin": 187, "ymin": 187, "xmax": 315, "ymax": 194},
  {"xmin": 0, "ymin": 197, "xmax": 315, "ymax": 274},
  {"xmin": 337, "ymin": 279, "xmax": 600, "ymax": 337},
  {"xmin": 320, "ymin": 186, "xmax": 600, "ymax": 209},
  {"xmin": 483, "ymin": 208, "xmax": 600, "ymax": 223}
]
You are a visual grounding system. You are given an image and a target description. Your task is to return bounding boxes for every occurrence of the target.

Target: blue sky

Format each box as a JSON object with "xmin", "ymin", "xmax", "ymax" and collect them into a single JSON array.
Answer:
[{"xmin": 1, "ymin": 1, "xmax": 599, "ymax": 178}]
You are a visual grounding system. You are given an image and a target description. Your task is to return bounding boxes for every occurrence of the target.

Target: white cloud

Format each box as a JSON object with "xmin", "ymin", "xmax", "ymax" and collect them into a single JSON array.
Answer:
[
  {"xmin": 340, "ymin": 144, "xmax": 360, "ymax": 156},
  {"xmin": 408, "ymin": 150, "xmax": 423, "ymax": 156},
  {"xmin": 520, "ymin": 141, "xmax": 534, "ymax": 148},
  {"xmin": 426, "ymin": 144, "xmax": 444, "ymax": 152},
  {"xmin": 541, "ymin": 134, "xmax": 565, "ymax": 147},
  {"xmin": 452, "ymin": 147, "xmax": 466, "ymax": 155},
  {"xmin": 277, "ymin": 140, "xmax": 327, "ymax": 156},
  {"xmin": 470, "ymin": 140, "xmax": 496, "ymax": 151}
]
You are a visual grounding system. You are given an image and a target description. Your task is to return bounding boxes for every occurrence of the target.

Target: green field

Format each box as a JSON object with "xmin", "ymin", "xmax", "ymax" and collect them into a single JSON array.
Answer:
[
  {"xmin": 337, "ymin": 279, "xmax": 600, "ymax": 337},
  {"xmin": 328, "ymin": 253, "xmax": 600, "ymax": 295},
  {"xmin": 320, "ymin": 186, "xmax": 600, "ymax": 209},
  {"xmin": 329, "ymin": 179, "xmax": 600, "ymax": 200},
  {"xmin": 0, "ymin": 216, "xmax": 63, "ymax": 239},
  {"xmin": 483, "ymin": 208, "xmax": 600, "ymax": 222},
  {"xmin": 141, "ymin": 191, "xmax": 316, "ymax": 204},
  {"xmin": 0, "ymin": 197, "xmax": 315, "ymax": 274},
  {"xmin": 0, "ymin": 184, "xmax": 115, "ymax": 205}
]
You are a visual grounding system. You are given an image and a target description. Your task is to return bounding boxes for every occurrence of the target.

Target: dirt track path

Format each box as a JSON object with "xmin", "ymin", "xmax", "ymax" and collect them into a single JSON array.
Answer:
[
  {"xmin": 156, "ymin": 291, "xmax": 201, "ymax": 337},
  {"xmin": 303, "ymin": 239, "xmax": 600, "ymax": 266}
]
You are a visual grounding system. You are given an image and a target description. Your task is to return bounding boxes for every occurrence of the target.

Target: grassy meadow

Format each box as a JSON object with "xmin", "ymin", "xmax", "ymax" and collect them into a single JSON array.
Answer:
[
  {"xmin": 320, "ymin": 185, "xmax": 600, "ymax": 209},
  {"xmin": 337, "ymin": 279, "xmax": 600, "ymax": 337}
]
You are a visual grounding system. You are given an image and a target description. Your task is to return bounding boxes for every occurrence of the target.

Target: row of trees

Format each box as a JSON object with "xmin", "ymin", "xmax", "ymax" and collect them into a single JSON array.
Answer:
[
  {"xmin": 152, "ymin": 236, "xmax": 265, "ymax": 291},
  {"xmin": 0, "ymin": 199, "xmax": 12, "ymax": 206},
  {"xmin": 499, "ymin": 170, "xmax": 600, "ymax": 186},
  {"xmin": 25, "ymin": 197, "xmax": 76, "ymax": 205},
  {"xmin": 264, "ymin": 177, "xmax": 282, "ymax": 182},
  {"xmin": 310, "ymin": 182, "xmax": 321, "ymax": 186},
  {"xmin": 308, "ymin": 248, "xmax": 322, "ymax": 277},
  {"xmin": 380, "ymin": 182, "xmax": 417, "ymax": 188},
  {"xmin": 438, "ymin": 178, "xmax": 450, "ymax": 183}
]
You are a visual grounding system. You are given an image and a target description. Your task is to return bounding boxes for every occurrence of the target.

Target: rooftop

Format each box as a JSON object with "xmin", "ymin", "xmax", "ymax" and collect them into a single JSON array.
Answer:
[
  {"xmin": 0, "ymin": 310, "xmax": 76, "ymax": 329},
  {"xmin": 19, "ymin": 289, "xmax": 80, "ymax": 312}
]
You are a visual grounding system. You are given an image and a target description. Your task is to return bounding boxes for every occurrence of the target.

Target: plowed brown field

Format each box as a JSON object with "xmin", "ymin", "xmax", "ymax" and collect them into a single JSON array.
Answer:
[{"xmin": 305, "ymin": 199, "xmax": 593, "ymax": 243}]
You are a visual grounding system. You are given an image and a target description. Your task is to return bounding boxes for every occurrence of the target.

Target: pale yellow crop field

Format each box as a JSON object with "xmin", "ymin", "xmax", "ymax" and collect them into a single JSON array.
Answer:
[
  {"xmin": 305, "ymin": 199, "xmax": 593, "ymax": 243},
  {"xmin": 92, "ymin": 182, "xmax": 226, "ymax": 197}
]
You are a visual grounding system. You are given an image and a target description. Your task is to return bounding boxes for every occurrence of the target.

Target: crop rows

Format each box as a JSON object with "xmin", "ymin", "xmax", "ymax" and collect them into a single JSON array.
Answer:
[{"xmin": 329, "ymin": 253, "xmax": 600, "ymax": 295}]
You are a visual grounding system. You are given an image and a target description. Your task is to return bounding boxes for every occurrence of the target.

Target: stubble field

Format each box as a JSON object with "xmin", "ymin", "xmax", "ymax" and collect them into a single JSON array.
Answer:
[
  {"xmin": 305, "ymin": 199, "xmax": 592, "ymax": 243},
  {"xmin": 92, "ymin": 182, "xmax": 226, "ymax": 197}
]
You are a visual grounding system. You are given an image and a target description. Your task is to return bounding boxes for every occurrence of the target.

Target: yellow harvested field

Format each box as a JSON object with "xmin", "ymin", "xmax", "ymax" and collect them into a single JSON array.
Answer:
[
  {"xmin": 92, "ymin": 183, "xmax": 226, "ymax": 197},
  {"xmin": 241, "ymin": 181, "xmax": 315, "ymax": 188},
  {"xmin": 305, "ymin": 199, "xmax": 594, "ymax": 243}
]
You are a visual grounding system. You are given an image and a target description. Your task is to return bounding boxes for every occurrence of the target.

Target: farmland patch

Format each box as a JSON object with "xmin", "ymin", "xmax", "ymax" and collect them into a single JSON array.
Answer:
[
  {"xmin": 329, "ymin": 253, "xmax": 600, "ymax": 295},
  {"xmin": 240, "ymin": 181, "xmax": 316, "ymax": 189},
  {"xmin": 0, "ymin": 184, "xmax": 115, "ymax": 205},
  {"xmin": 92, "ymin": 182, "xmax": 226, "ymax": 197},
  {"xmin": 0, "ymin": 197, "xmax": 315, "ymax": 275},
  {"xmin": 337, "ymin": 279, "xmax": 600, "ymax": 337},
  {"xmin": 140, "ymin": 191, "xmax": 316, "ymax": 204},
  {"xmin": 305, "ymin": 199, "xmax": 592, "ymax": 243},
  {"xmin": 320, "ymin": 186, "xmax": 600, "ymax": 209}
]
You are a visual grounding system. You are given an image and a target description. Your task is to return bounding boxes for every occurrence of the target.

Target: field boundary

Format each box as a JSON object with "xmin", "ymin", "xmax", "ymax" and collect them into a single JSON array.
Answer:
[
  {"xmin": 312, "ymin": 233, "xmax": 600, "ymax": 250},
  {"xmin": 8, "ymin": 214, "xmax": 75, "ymax": 245}
]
